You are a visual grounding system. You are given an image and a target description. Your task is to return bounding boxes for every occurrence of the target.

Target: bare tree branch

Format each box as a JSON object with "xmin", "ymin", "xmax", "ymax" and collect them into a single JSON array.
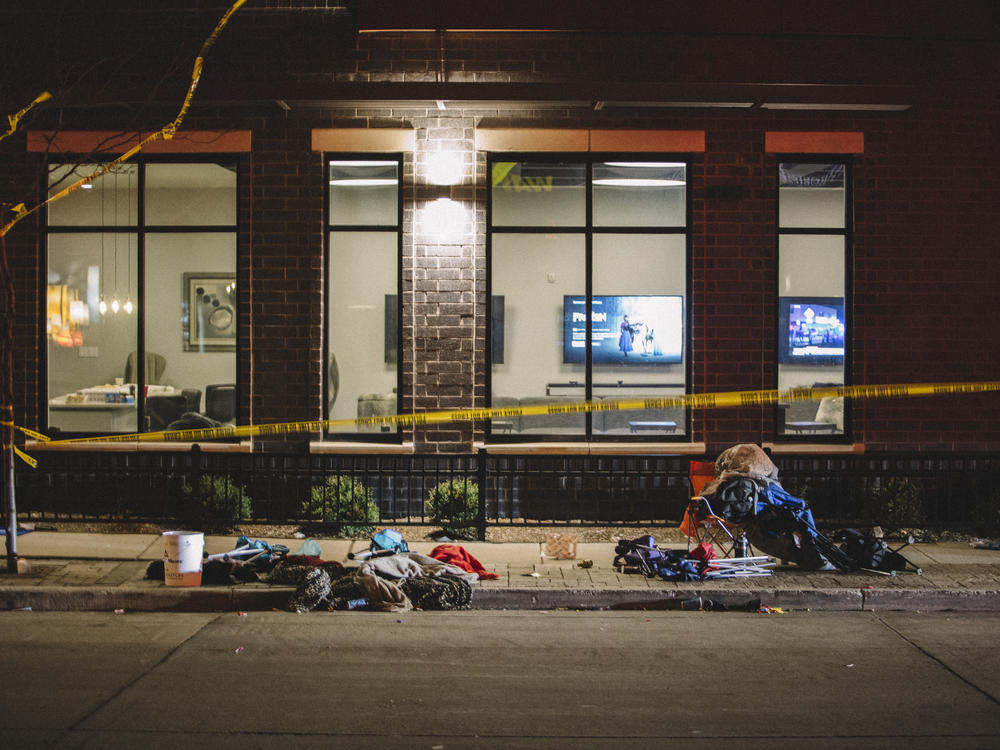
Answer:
[{"xmin": 0, "ymin": 0, "xmax": 248, "ymax": 238}]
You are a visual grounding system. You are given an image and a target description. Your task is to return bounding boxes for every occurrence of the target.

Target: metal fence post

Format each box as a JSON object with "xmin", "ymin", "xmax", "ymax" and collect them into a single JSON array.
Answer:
[
  {"xmin": 190, "ymin": 443, "xmax": 202, "ymax": 524},
  {"xmin": 476, "ymin": 447, "xmax": 488, "ymax": 541}
]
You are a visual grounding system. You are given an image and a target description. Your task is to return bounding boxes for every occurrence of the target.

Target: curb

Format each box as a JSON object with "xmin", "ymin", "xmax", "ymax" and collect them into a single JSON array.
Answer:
[
  {"xmin": 861, "ymin": 588, "xmax": 1000, "ymax": 612},
  {"xmin": 5, "ymin": 585, "xmax": 1000, "ymax": 612},
  {"xmin": 471, "ymin": 587, "xmax": 863, "ymax": 611},
  {"xmin": 0, "ymin": 586, "xmax": 293, "ymax": 613}
]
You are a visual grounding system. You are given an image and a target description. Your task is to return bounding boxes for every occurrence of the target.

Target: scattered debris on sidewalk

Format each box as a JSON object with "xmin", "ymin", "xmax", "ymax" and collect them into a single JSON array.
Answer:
[
  {"xmin": 613, "ymin": 535, "xmax": 774, "ymax": 580},
  {"xmin": 543, "ymin": 533, "xmax": 578, "ymax": 560},
  {"xmin": 972, "ymin": 538, "xmax": 1000, "ymax": 550}
]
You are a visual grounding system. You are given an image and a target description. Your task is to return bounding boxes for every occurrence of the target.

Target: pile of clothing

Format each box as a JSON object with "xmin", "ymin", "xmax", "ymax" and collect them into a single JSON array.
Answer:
[
  {"xmin": 270, "ymin": 534, "xmax": 497, "ymax": 613},
  {"xmin": 272, "ymin": 548, "xmax": 478, "ymax": 613}
]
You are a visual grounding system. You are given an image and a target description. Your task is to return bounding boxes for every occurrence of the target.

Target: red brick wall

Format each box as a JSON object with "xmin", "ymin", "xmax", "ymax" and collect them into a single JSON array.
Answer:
[{"xmin": 3, "ymin": 5, "xmax": 998, "ymax": 454}]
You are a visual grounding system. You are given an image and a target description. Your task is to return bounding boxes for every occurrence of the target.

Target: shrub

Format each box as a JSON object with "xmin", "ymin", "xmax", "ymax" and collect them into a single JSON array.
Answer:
[
  {"xmin": 863, "ymin": 477, "xmax": 925, "ymax": 527},
  {"xmin": 182, "ymin": 474, "xmax": 252, "ymax": 532},
  {"xmin": 301, "ymin": 475, "xmax": 379, "ymax": 537},
  {"xmin": 426, "ymin": 478, "xmax": 479, "ymax": 539},
  {"xmin": 969, "ymin": 488, "xmax": 1000, "ymax": 534}
]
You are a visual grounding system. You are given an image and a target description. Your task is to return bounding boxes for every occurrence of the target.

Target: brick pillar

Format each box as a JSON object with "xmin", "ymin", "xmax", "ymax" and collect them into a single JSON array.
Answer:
[
  {"xmin": 405, "ymin": 113, "xmax": 481, "ymax": 453},
  {"xmin": 249, "ymin": 122, "xmax": 325, "ymax": 452}
]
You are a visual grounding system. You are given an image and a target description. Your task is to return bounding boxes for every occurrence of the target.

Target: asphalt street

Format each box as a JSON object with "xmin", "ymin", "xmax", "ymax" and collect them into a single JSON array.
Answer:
[{"xmin": 1, "ymin": 610, "xmax": 998, "ymax": 749}]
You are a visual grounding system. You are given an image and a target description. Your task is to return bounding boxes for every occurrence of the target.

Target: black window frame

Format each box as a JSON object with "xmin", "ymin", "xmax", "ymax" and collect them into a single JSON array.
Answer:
[
  {"xmin": 774, "ymin": 154, "xmax": 854, "ymax": 444},
  {"xmin": 323, "ymin": 152, "xmax": 405, "ymax": 442},
  {"xmin": 42, "ymin": 154, "xmax": 242, "ymax": 438},
  {"xmin": 486, "ymin": 151, "xmax": 693, "ymax": 443}
]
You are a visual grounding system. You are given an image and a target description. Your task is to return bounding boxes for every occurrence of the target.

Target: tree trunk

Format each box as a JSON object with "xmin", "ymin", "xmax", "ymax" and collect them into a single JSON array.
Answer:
[{"xmin": 1, "ymin": 234, "xmax": 18, "ymax": 573}]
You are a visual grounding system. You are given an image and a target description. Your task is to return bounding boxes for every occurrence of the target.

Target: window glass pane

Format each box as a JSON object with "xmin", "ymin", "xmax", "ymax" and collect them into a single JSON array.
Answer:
[
  {"xmin": 329, "ymin": 231, "xmax": 398, "ymax": 433},
  {"xmin": 779, "ymin": 162, "xmax": 845, "ymax": 229},
  {"xmin": 47, "ymin": 232, "xmax": 138, "ymax": 434},
  {"xmin": 593, "ymin": 234, "xmax": 687, "ymax": 435},
  {"xmin": 491, "ymin": 161, "xmax": 585, "ymax": 227},
  {"xmin": 145, "ymin": 163, "xmax": 237, "ymax": 226},
  {"xmin": 593, "ymin": 162, "xmax": 686, "ymax": 227},
  {"xmin": 47, "ymin": 164, "xmax": 137, "ymax": 227},
  {"xmin": 777, "ymin": 234, "xmax": 846, "ymax": 435},
  {"xmin": 491, "ymin": 234, "xmax": 586, "ymax": 435},
  {"xmin": 145, "ymin": 233, "xmax": 236, "ymax": 430},
  {"xmin": 329, "ymin": 161, "xmax": 398, "ymax": 226}
]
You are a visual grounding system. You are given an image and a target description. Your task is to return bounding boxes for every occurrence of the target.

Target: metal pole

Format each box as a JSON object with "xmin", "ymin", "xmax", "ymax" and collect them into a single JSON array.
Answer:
[{"xmin": 4, "ymin": 415, "xmax": 17, "ymax": 573}]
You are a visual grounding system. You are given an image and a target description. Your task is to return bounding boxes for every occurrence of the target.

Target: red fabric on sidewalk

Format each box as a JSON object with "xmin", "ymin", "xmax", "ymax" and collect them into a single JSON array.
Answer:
[{"xmin": 430, "ymin": 544, "xmax": 500, "ymax": 580}]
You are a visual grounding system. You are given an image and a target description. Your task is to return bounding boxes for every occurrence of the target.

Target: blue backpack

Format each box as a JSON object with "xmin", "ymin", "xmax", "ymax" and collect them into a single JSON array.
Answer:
[{"xmin": 371, "ymin": 528, "xmax": 409, "ymax": 554}]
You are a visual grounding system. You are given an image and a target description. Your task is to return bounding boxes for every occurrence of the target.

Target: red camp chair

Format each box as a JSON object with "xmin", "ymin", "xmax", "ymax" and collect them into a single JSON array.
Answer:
[{"xmin": 679, "ymin": 459, "xmax": 750, "ymax": 558}]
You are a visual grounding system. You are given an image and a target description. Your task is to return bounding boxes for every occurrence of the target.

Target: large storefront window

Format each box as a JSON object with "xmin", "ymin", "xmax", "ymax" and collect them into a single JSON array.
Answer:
[
  {"xmin": 46, "ymin": 159, "xmax": 238, "ymax": 435},
  {"xmin": 489, "ymin": 157, "xmax": 690, "ymax": 440},
  {"xmin": 776, "ymin": 160, "xmax": 851, "ymax": 438},
  {"xmin": 325, "ymin": 157, "xmax": 402, "ymax": 436}
]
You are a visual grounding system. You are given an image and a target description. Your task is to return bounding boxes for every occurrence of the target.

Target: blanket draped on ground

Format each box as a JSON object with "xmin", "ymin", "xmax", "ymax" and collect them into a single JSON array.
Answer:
[{"xmin": 429, "ymin": 544, "xmax": 500, "ymax": 580}]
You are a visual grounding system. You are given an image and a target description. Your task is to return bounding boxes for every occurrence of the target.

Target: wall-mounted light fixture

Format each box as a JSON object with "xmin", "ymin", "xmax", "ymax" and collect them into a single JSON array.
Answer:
[
  {"xmin": 425, "ymin": 150, "xmax": 464, "ymax": 186},
  {"xmin": 421, "ymin": 197, "xmax": 467, "ymax": 240}
]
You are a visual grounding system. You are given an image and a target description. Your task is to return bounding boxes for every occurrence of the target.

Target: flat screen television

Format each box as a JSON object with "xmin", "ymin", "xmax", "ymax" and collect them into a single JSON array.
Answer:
[
  {"xmin": 563, "ymin": 295, "xmax": 684, "ymax": 365},
  {"xmin": 778, "ymin": 296, "xmax": 845, "ymax": 365}
]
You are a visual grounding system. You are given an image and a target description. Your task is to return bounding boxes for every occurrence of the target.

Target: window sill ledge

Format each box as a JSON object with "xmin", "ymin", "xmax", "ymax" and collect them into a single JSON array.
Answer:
[
  {"xmin": 25, "ymin": 440, "xmax": 252, "ymax": 453},
  {"xmin": 309, "ymin": 441, "xmax": 415, "ymax": 454},
  {"xmin": 763, "ymin": 441, "xmax": 865, "ymax": 455},
  {"xmin": 480, "ymin": 441, "xmax": 707, "ymax": 455}
]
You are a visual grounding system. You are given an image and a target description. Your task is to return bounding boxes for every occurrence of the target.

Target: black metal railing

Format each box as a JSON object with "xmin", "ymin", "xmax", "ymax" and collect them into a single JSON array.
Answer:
[{"xmin": 9, "ymin": 448, "xmax": 1000, "ymax": 537}]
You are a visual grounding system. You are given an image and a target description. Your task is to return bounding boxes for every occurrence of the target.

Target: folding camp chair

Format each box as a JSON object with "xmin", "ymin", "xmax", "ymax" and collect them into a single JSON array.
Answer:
[{"xmin": 679, "ymin": 460, "xmax": 752, "ymax": 558}]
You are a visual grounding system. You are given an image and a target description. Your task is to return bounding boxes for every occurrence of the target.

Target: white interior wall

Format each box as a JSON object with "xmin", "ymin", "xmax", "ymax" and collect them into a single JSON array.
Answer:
[
  {"xmin": 779, "ymin": 187, "xmax": 845, "ymax": 228},
  {"xmin": 328, "ymin": 231, "xmax": 398, "ymax": 428},
  {"xmin": 492, "ymin": 234, "xmax": 586, "ymax": 399}
]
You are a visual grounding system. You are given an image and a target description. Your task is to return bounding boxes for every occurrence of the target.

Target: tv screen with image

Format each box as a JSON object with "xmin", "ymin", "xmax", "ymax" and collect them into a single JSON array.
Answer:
[
  {"xmin": 563, "ymin": 295, "xmax": 684, "ymax": 365},
  {"xmin": 778, "ymin": 297, "xmax": 845, "ymax": 365}
]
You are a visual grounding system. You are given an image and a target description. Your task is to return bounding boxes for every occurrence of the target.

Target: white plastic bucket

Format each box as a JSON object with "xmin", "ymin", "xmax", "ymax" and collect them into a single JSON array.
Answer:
[{"xmin": 162, "ymin": 531, "xmax": 204, "ymax": 587}]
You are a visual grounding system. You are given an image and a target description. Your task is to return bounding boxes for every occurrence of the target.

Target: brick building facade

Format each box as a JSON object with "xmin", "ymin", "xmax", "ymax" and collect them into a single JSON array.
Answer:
[{"xmin": 3, "ymin": 0, "xmax": 999, "ymax": 458}]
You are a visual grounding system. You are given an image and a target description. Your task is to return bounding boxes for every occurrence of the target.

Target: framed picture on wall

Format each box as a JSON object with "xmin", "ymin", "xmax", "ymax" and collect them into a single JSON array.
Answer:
[{"xmin": 183, "ymin": 273, "xmax": 237, "ymax": 352}]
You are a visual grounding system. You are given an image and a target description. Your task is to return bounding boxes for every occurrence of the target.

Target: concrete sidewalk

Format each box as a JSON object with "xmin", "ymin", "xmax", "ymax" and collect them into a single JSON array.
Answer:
[{"xmin": 2, "ymin": 530, "xmax": 1000, "ymax": 612}]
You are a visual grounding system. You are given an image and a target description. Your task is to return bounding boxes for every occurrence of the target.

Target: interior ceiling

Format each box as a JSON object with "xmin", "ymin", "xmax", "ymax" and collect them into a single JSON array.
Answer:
[{"xmin": 268, "ymin": 95, "xmax": 914, "ymax": 113}]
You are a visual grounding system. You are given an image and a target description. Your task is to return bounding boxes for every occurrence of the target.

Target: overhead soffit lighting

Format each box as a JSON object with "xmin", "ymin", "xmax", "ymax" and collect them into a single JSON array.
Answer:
[
  {"xmin": 603, "ymin": 162, "xmax": 686, "ymax": 168},
  {"xmin": 602, "ymin": 101, "xmax": 755, "ymax": 109},
  {"xmin": 328, "ymin": 160, "xmax": 398, "ymax": 186},
  {"xmin": 328, "ymin": 178, "xmax": 397, "ymax": 186},
  {"xmin": 592, "ymin": 178, "xmax": 686, "ymax": 186},
  {"xmin": 761, "ymin": 103, "xmax": 911, "ymax": 111},
  {"xmin": 594, "ymin": 162, "xmax": 686, "ymax": 187}
]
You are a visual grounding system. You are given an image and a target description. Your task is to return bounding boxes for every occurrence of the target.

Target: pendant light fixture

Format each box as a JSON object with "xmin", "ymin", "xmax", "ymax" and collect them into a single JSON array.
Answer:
[{"xmin": 98, "ymin": 171, "xmax": 107, "ymax": 315}]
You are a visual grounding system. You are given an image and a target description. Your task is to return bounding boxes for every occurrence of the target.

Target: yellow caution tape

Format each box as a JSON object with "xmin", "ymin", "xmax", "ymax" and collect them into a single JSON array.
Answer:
[
  {"xmin": 26, "ymin": 380, "xmax": 1000, "ymax": 448},
  {"xmin": 12, "ymin": 446, "xmax": 37, "ymax": 469},
  {"xmin": 1, "ymin": 419, "xmax": 49, "ymax": 468},
  {"xmin": 0, "ymin": 90, "xmax": 52, "ymax": 145}
]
